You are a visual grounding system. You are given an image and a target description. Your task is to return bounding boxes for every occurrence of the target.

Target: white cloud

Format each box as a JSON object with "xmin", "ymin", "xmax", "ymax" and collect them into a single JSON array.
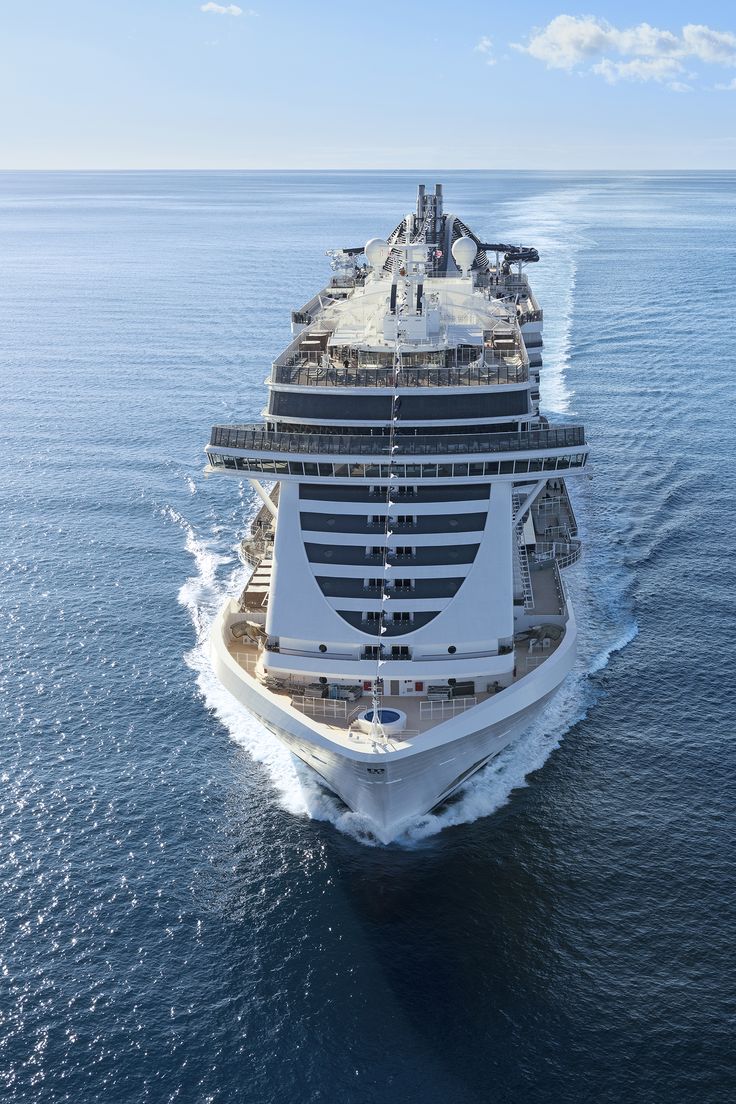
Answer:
[
  {"xmin": 682, "ymin": 24, "xmax": 736, "ymax": 65},
  {"xmin": 716, "ymin": 77, "xmax": 736, "ymax": 90},
  {"xmin": 592, "ymin": 57, "xmax": 683, "ymax": 84},
  {"xmin": 200, "ymin": 3, "xmax": 245, "ymax": 15},
  {"xmin": 514, "ymin": 16, "xmax": 680, "ymax": 70},
  {"xmin": 513, "ymin": 16, "xmax": 736, "ymax": 88},
  {"xmin": 474, "ymin": 36, "xmax": 496, "ymax": 66}
]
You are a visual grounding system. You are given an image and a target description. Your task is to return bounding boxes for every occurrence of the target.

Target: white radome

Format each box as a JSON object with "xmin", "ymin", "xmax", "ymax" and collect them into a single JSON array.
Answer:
[
  {"xmin": 451, "ymin": 235, "xmax": 478, "ymax": 274},
  {"xmin": 364, "ymin": 237, "xmax": 390, "ymax": 270}
]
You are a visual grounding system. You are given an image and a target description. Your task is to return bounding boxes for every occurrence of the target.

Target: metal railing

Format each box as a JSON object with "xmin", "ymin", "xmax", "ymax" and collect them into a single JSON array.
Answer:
[
  {"xmin": 419, "ymin": 696, "xmax": 477, "ymax": 720},
  {"xmin": 535, "ymin": 488, "xmax": 579, "ymax": 539},
  {"xmin": 209, "ymin": 424, "xmax": 586, "ymax": 457},
  {"xmin": 541, "ymin": 525, "xmax": 571, "ymax": 540},
  {"xmin": 291, "ymin": 696, "xmax": 348, "ymax": 719},
  {"xmin": 534, "ymin": 539, "xmax": 582, "ymax": 569},
  {"xmin": 230, "ymin": 649, "xmax": 258, "ymax": 674},
  {"xmin": 497, "ymin": 277, "xmax": 530, "ymax": 294},
  {"xmin": 521, "ymin": 655, "xmax": 548, "ymax": 671},
  {"xmin": 240, "ymin": 534, "xmax": 273, "ymax": 567}
]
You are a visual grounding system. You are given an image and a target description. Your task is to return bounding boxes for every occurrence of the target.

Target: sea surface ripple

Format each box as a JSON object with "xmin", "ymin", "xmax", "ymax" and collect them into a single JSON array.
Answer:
[{"xmin": 1, "ymin": 171, "xmax": 735, "ymax": 1103}]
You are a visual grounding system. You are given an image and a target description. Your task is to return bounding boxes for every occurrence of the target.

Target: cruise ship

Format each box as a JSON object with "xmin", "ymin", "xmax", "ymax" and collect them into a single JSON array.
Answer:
[{"xmin": 204, "ymin": 184, "xmax": 588, "ymax": 842}]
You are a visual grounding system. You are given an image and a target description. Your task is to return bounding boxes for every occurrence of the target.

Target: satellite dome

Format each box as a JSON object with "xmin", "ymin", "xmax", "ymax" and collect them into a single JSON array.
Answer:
[
  {"xmin": 364, "ymin": 238, "xmax": 390, "ymax": 270},
  {"xmin": 451, "ymin": 235, "xmax": 478, "ymax": 274}
]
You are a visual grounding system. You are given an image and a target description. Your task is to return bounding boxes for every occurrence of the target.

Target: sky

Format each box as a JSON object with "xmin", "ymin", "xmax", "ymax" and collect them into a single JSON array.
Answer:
[{"xmin": 2, "ymin": 0, "xmax": 736, "ymax": 169}]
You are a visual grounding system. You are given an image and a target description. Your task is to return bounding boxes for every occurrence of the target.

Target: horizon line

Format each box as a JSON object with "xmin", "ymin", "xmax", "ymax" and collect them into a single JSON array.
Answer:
[{"xmin": 0, "ymin": 166, "xmax": 734, "ymax": 173}]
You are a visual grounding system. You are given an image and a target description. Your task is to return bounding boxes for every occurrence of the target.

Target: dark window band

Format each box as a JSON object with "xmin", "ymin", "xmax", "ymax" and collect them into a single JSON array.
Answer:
[
  {"xmin": 269, "ymin": 390, "xmax": 529, "ymax": 421},
  {"xmin": 305, "ymin": 543, "xmax": 480, "ymax": 566},
  {"xmin": 300, "ymin": 512, "xmax": 487, "ymax": 535}
]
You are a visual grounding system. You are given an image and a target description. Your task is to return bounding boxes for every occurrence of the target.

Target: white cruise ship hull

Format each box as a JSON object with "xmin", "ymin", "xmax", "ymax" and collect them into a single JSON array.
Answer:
[
  {"xmin": 210, "ymin": 600, "xmax": 577, "ymax": 843},
  {"xmin": 203, "ymin": 183, "xmax": 589, "ymax": 841}
]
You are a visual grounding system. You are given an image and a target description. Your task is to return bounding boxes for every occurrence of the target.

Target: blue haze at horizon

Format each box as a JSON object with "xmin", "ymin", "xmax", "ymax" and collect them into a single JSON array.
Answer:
[{"xmin": 1, "ymin": 171, "xmax": 735, "ymax": 1103}]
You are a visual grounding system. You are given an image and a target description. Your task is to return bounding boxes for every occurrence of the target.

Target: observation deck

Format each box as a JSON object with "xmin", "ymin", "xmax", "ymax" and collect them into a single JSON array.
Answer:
[
  {"xmin": 271, "ymin": 351, "xmax": 527, "ymax": 390},
  {"xmin": 206, "ymin": 424, "xmax": 588, "ymax": 483},
  {"xmin": 208, "ymin": 424, "xmax": 585, "ymax": 458}
]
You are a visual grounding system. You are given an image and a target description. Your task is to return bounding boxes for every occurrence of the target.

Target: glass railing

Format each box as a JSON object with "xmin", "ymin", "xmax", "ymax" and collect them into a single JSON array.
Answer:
[
  {"xmin": 208, "ymin": 424, "xmax": 586, "ymax": 457},
  {"xmin": 272, "ymin": 359, "xmax": 527, "ymax": 388}
]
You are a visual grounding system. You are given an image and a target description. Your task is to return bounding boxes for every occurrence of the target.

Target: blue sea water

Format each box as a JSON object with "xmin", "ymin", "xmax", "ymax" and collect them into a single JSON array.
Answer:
[{"xmin": 1, "ymin": 170, "xmax": 735, "ymax": 1103}]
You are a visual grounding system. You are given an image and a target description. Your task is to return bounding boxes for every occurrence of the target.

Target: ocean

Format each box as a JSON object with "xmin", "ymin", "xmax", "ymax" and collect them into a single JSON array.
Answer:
[{"xmin": 1, "ymin": 171, "xmax": 734, "ymax": 1102}]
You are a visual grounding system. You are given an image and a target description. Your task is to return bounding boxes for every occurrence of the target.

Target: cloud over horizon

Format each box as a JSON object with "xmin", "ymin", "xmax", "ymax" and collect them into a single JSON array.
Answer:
[{"xmin": 512, "ymin": 16, "xmax": 736, "ymax": 88}]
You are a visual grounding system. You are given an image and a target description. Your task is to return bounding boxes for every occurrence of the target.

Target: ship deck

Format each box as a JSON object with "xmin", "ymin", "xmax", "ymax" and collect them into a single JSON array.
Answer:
[{"xmin": 225, "ymin": 627, "xmax": 562, "ymax": 754}]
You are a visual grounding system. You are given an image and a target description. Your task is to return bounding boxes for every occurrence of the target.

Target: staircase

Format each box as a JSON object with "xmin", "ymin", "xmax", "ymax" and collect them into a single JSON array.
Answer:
[{"xmin": 513, "ymin": 492, "xmax": 535, "ymax": 611}]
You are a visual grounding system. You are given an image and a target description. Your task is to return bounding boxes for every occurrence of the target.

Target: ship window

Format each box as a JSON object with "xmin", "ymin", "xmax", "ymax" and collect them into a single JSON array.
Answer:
[
  {"xmin": 365, "ymin": 578, "xmax": 382, "ymax": 590},
  {"xmin": 391, "ymin": 646, "xmax": 410, "ymax": 658},
  {"xmin": 392, "ymin": 579, "xmax": 412, "ymax": 591},
  {"xmin": 392, "ymin": 612, "xmax": 412, "ymax": 624},
  {"xmin": 396, "ymin": 515, "xmax": 415, "ymax": 527},
  {"xmin": 364, "ymin": 611, "xmax": 382, "ymax": 623},
  {"xmin": 393, "ymin": 547, "xmax": 414, "ymax": 558}
]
